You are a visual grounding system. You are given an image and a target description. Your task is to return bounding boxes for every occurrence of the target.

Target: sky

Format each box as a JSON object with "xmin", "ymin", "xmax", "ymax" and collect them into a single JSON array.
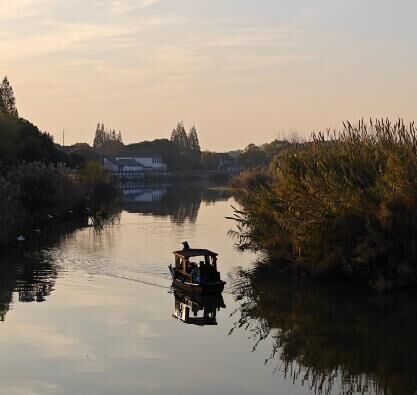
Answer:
[{"xmin": 1, "ymin": 0, "xmax": 417, "ymax": 151}]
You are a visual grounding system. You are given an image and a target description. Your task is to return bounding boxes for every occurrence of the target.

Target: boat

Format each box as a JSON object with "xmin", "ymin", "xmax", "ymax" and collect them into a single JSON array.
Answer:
[
  {"xmin": 168, "ymin": 248, "xmax": 226, "ymax": 294},
  {"xmin": 172, "ymin": 290, "xmax": 226, "ymax": 326}
]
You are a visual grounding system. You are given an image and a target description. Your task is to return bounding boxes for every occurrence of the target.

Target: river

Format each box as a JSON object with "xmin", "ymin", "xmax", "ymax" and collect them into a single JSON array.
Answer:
[{"xmin": 0, "ymin": 185, "xmax": 416, "ymax": 395}]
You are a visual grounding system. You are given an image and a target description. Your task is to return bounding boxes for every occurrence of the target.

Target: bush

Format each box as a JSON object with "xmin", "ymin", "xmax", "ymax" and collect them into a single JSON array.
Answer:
[{"xmin": 0, "ymin": 176, "xmax": 23, "ymax": 245}]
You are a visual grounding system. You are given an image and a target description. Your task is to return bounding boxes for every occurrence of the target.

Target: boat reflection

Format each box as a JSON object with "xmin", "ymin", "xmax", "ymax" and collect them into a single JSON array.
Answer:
[{"xmin": 172, "ymin": 290, "xmax": 226, "ymax": 326}]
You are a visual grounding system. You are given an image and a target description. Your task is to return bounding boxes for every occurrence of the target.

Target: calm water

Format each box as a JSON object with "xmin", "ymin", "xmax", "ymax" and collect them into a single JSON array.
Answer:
[{"xmin": 0, "ymin": 186, "xmax": 416, "ymax": 395}]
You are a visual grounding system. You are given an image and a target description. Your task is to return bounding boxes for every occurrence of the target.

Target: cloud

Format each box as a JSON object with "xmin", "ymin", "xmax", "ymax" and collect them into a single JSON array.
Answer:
[
  {"xmin": 0, "ymin": 0, "xmax": 51, "ymax": 20},
  {"xmin": 0, "ymin": 22, "xmax": 140, "ymax": 60},
  {"xmin": 110, "ymin": 0, "xmax": 162, "ymax": 14}
]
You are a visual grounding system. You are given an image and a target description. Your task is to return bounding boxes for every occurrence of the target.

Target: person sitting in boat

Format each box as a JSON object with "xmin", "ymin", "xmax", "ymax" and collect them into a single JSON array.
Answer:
[
  {"xmin": 182, "ymin": 241, "xmax": 190, "ymax": 251},
  {"xmin": 199, "ymin": 261, "xmax": 207, "ymax": 285},
  {"xmin": 190, "ymin": 263, "xmax": 200, "ymax": 284},
  {"xmin": 185, "ymin": 258, "xmax": 192, "ymax": 274},
  {"xmin": 204, "ymin": 261, "xmax": 215, "ymax": 282}
]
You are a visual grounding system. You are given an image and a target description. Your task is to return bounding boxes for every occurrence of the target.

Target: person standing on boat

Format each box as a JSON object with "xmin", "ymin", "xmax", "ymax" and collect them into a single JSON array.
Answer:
[{"xmin": 182, "ymin": 241, "xmax": 190, "ymax": 251}]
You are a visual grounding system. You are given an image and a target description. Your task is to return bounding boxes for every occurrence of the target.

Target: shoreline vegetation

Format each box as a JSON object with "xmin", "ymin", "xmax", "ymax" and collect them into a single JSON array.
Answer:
[
  {"xmin": 231, "ymin": 119, "xmax": 417, "ymax": 290},
  {"xmin": 0, "ymin": 110, "xmax": 118, "ymax": 250}
]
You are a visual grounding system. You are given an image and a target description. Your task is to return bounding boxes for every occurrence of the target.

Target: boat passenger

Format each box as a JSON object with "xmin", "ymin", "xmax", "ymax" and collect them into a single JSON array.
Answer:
[
  {"xmin": 182, "ymin": 241, "xmax": 190, "ymax": 251},
  {"xmin": 190, "ymin": 263, "xmax": 200, "ymax": 284},
  {"xmin": 204, "ymin": 261, "xmax": 214, "ymax": 282},
  {"xmin": 185, "ymin": 258, "xmax": 192, "ymax": 274},
  {"xmin": 199, "ymin": 261, "xmax": 207, "ymax": 285}
]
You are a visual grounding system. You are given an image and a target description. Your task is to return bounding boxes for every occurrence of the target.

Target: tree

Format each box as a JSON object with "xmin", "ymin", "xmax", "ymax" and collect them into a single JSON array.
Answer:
[
  {"xmin": 93, "ymin": 123, "xmax": 123, "ymax": 154},
  {"xmin": 237, "ymin": 144, "xmax": 268, "ymax": 168},
  {"xmin": 170, "ymin": 122, "xmax": 188, "ymax": 151},
  {"xmin": 0, "ymin": 76, "xmax": 18, "ymax": 117},
  {"xmin": 188, "ymin": 125, "xmax": 200, "ymax": 152},
  {"xmin": 201, "ymin": 151, "xmax": 219, "ymax": 170},
  {"xmin": 93, "ymin": 123, "xmax": 104, "ymax": 149}
]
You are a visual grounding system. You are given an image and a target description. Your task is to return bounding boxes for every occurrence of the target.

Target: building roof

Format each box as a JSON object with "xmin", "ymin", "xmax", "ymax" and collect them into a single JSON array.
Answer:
[
  {"xmin": 119, "ymin": 152, "xmax": 162, "ymax": 159},
  {"xmin": 105, "ymin": 157, "xmax": 144, "ymax": 167},
  {"xmin": 116, "ymin": 158, "xmax": 144, "ymax": 167}
]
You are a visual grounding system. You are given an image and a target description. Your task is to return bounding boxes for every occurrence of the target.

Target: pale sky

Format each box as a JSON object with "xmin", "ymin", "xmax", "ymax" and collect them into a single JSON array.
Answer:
[{"xmin": 1, "ymin": 0, "xmax": 416, "ymax": 150}]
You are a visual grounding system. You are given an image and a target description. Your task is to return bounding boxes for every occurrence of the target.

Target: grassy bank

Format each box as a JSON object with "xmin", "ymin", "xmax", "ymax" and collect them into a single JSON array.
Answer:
[{"xmin": 231, "ymin": 119, "xmax": 417, "ymax": 290}]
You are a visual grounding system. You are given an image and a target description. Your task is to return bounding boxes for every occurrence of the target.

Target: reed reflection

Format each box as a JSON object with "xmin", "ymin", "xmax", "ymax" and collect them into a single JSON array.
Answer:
[{"xmin": 230, "ymin": 264, "xmax": 417, "ymax": 395}]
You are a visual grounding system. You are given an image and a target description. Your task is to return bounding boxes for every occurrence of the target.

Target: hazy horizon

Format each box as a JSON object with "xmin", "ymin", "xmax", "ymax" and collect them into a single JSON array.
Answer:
[{"xmin": 1, "ymin": 0, "xmax": 416, "ymax": 151}]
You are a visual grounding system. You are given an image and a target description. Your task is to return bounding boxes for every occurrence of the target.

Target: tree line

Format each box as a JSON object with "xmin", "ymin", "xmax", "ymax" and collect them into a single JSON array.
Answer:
[{"xmin": 89, "ymin": 120, "xmax": 203, "ymax": 170}]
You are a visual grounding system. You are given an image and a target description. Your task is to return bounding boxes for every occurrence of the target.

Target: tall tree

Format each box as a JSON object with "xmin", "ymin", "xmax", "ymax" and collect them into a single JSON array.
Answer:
[
  {"xmin": 170, "ymin": 122, "xmax": 189, "ymax": 151},
  {"xmin": 93, "ymin": 122, "xmax": 124, "ymax": 155},
  {"xmin": 0, "ymin": 76, "xmax": 18, "ymax": 117},
  {"xmin": 93, "ymin": 123, "xmax": 104, "ymax": 149},
  {"xmin": 188, "ymin": 125, "xmax": 200, "ymax": 151}
]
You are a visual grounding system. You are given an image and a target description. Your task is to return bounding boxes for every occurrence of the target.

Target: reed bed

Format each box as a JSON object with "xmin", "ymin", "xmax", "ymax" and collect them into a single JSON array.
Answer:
[{"xmin": 231, "ymin": 119, "xmax": 417, "ymax": 289}]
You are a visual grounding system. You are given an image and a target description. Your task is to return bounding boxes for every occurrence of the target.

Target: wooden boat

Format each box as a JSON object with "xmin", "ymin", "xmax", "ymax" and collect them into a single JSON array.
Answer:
[
  {"xmin": 172, "ymin": 290, "xmax": 226, "ymax": 326},
  {"xmin": 168, "ymin": 248, "xmax": 226, "ymax": 294}
]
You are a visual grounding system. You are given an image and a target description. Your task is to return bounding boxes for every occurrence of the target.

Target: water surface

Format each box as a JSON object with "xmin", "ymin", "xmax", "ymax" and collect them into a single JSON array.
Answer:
[{"xmin": 0, "ymin": 186, "xmax": 416, "ymax": 395}]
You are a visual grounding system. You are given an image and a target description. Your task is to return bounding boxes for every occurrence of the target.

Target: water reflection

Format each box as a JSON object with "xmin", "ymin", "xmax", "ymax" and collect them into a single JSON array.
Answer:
[
  {"xmin": 231, "ymin": 264, "xmax": 417, "ymax": 395},
  {"xmin": 172, "ymin": 290, "xmax": 226, "ymax": 326},
  {"xmin": 0, "ymin": 212, "xmax": 119, "ymax": 322},
  {"xmin": 121, "ymin": 184, "xmax": 232, "ymax": 223},
  {"xmin": 0, "ymin": 253, "xmax": 60, "ymax": 321}
]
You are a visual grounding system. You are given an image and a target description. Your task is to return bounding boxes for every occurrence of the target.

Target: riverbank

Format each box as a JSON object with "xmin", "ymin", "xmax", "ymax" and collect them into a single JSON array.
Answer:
[
  {"xmin": 0, "ymin": 161, "xmax": 119, "ymax": 251},
  {"xmin": 231, "ymin": 120, "xmax": 417, "ymax": 290}
]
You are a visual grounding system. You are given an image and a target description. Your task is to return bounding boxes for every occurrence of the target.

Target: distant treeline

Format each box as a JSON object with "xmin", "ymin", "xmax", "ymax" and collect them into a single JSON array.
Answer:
[
  {"xmin": 66, "ymin": 119, "xmax": 290, "ymax": 171},
  {"xmin": 66, "ymin": 121, "xmax": 204, "ymax": 170},
  {"xmin": 231, "ymin": 119, "xmax": 417, "ymax": 290}
]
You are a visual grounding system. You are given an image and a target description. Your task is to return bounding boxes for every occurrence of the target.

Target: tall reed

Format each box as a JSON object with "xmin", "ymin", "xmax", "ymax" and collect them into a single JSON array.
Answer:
[{"xmin": 231, "ymin": 119, "xmax": 417, "ymax": 289}]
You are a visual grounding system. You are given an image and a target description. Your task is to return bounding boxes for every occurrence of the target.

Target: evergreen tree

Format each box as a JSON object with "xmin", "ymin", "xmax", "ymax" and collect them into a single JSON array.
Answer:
[
  {"xmin": 0, "ymin": 76, "xmax": 18, "ymax": 117},
  {"xmin": 93, "ymin": 123, "xmax": 103, "ymax": 148},
  {"xmin": 188, "ymin": 125, "xmax": 200, "ymax": 152},
  {"xmin": 170, "ymin": 128, "xmax": 177, "ymax": 143},
  {"xmin": 93, "ymin": 122, "xmax": 124, "ymax": 154},
  {"xmin": 170, "ymin": 122, "xmax": 189, "ymax": 151}
]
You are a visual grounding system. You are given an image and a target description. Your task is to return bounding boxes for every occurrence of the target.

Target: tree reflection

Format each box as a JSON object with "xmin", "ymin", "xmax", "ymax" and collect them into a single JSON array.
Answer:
[
  {"xmin": 0, "ymin": 218, "xmax": 95, "ymax": 321},
  {"xmin": 122, "ymin": 185, "xmax": 232, "ymax": 223},
  {"xmin": 230, "ymin": 264, "xmax": 417, "ymax": 395},
  {"xmin": 0, "ymin": 253, "xmax": 59, "ymax": 320}
]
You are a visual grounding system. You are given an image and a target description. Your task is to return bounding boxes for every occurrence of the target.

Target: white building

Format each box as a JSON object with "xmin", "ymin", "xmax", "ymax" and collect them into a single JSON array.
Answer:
[
  {"xmin": 115, "ymin": 155, "xmax": 167, "ymax": 171},
  {"xmin": 103, "ymin": 154, "xmax": 167, "ymax": 174},
  {"xmin": 103, "ymin": 157, "xmax": 144, "ymax": 173}
]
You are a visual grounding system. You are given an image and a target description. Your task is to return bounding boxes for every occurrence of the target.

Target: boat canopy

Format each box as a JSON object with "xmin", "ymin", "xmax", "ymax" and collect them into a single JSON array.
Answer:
[{"xmin": 173, "ymin": 249, "xmax": 218, "ymax": 258}]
